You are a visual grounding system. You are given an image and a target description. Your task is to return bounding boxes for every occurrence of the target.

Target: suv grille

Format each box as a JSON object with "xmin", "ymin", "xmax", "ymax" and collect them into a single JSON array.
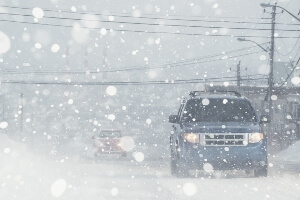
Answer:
[{"xmin": 200, "ymin": 133, "xmax": 248, "ymax": 146}]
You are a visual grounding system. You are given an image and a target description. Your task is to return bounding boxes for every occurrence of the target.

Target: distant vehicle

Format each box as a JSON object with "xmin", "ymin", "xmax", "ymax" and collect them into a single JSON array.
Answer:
[
  {"xmin": 92, "ymin": 129, "xmax": 126, "ymax": 157},
  {"xmin": 169, "ymin": 90, "xmax": 270, "ymax": 178}
]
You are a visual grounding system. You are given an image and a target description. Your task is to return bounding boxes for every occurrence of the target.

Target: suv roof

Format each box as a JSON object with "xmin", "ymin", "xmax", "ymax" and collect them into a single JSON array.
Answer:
[
  {"xmin": 185, "ymin": 90, "xmax": 249, "ymax": 103},
  {"xmin": 189, "ymin": 90, "xmax": 242, "ymax": 98}
]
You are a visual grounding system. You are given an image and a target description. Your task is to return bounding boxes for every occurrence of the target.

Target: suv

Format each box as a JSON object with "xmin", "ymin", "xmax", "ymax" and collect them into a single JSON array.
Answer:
[{"xmin": 169, "ymin": 91, "xmax": 270, "ymax": 178}]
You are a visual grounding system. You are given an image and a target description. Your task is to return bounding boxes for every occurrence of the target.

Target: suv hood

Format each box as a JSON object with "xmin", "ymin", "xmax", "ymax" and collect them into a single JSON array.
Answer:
[{"xmin": 181, "ymin": 122, "xmax": 260, "ymax": 133}]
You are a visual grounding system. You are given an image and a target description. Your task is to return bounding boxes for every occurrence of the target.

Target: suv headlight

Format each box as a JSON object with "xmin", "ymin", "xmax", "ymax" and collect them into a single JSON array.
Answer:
[
  {"xmin": 249, "ymin": 133, "xmax": 264, "ymax": 143},
  {"xmin": 184, "ymin": 133, "xmax": 199, "ymax": 143}
]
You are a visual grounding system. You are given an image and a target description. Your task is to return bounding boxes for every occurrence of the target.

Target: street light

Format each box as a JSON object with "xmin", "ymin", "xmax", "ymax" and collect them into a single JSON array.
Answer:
[
  {"xmin": 237, "ymin": 37, "xmax": 271, "ymax": 102},
  {"xmin": 237, "ymin": 38, "xmax": 268, "ymax": 52},
  {"xmin": 260, "ymin": 3, "xmax": 300, "ymax": 22}
]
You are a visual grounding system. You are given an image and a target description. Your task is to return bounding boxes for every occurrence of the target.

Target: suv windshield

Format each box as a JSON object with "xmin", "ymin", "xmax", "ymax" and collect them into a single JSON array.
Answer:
[
  {"xmin": 182, "ymin": 98, "xmax": 257, "ymax": 123},
  {"xmin": 99, "ymin": 131, "xmax": 122, "ymax": 138}
]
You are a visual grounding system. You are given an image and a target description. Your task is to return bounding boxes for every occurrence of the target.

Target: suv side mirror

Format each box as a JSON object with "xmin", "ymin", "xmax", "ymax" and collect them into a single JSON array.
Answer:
[
  {"xmin": 260, "ymin": 115, "xmax": 271, "ymax": 124},
  {"xmin": 169, "ymin": 115, "xmax": 179, "ymax": 123}
]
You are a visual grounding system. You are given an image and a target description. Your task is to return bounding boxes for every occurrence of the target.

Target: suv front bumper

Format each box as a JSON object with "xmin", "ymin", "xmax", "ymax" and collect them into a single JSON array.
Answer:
[{"xmin": 179, "ymin": 140, "xmax": 267, "ymax": 170}]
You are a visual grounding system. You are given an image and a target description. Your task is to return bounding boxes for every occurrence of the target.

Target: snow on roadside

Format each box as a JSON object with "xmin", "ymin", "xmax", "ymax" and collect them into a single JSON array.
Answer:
[
  {"xmin": 274, "ymin": 141, "xmax": 300, "ymax": 163},
  {"xmin": 0, "ymin": 133, "xmax": 32, "ymax": 169},
  {"xmin": 0, "ymin": 133, "xmax": 170, "ymax": 199},
  {"xmin": 0, "ymin": 133, "xmax": 71, "ymax": 199}
]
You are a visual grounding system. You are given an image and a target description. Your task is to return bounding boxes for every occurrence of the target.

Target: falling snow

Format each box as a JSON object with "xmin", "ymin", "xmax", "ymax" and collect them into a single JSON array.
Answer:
[
  {"xmin": 0, "ymin": 0, "xmax": 299, "ymax": 200},
  {"xmin": 0, "ymin": 31, "xmax": 11, "ymax": 54},
  {"xmin": 32, "ymin": 7, "xmax": 44, "ymax": 19}
]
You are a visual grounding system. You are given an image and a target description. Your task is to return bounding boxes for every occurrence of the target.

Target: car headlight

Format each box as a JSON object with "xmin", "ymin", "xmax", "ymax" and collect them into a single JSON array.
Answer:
[
  {"xmin": 184, "ymin": 133, "xmax": 199, "ymax": 143},
  {"xmin": 249, "ymin": 133, "xmax": 264, "ymax": 143}
]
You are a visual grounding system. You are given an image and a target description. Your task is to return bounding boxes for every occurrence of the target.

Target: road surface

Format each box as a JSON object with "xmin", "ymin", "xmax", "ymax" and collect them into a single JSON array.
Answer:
[{"xmin": 1, "ymin": 152, "xmax": 300, "ymax": 200}]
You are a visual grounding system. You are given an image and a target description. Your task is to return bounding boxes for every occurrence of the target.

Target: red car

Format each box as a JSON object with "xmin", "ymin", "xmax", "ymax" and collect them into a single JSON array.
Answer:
[{"xmin": 92, "ymin": 130, "xmax": 126, "ymax": 157}]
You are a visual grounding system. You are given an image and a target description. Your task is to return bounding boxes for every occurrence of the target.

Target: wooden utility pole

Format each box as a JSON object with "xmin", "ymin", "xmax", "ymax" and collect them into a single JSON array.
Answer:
[{"xmin": 268, "ymin": 3, "xmax": 276, "ymax": 115}]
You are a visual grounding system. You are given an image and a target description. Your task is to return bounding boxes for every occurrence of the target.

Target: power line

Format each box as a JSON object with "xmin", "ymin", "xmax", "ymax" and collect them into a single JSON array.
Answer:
[
  {"xmin": 1, "ymin": 50, "xmax": 266, "ymax": 75},
  {"xmin": 278, "ymin": 53, "xmax": 300, "ymax": 87},
  {"xmin": 0, "ymin": 5, "xmax": 278, "ymax": 23},
  {"xmin": 0, "ymin": 77, "xmax": 267, "ymax": 86},
  {"xmin": 104, "ymin": 43, "xmax": 269, "ymax": 72},
  {"xmin": 1, "ymin": 12, "xmax": 299, "ymax": 32},
  {"xmin": 242, "ymin": 11, "xmax": 267, "ymax": 88},
  {"xmin": 1, "ymin": 51, "xmax": 266, "ymax": 75},
  {"xmin": 275, "ymin": 25, "xmax": 300, "ymax": 86},
  {"xmin": 276, "ymin": 35, "xmax": 300, "ymax": 56},
  {"xmin": 274, "ymin": 43, "xmax": 299, "ymax": 84},
  {"xmin": 2, "ymin": 42, "xmax": 269, "ymax": 73},
  {"xmin": 1, "ymin": 19, "xmax": 299, "ymax": 38},
  {"xmin": 1, "ymin": 44, "xmax": 267, "ymax": 73}
]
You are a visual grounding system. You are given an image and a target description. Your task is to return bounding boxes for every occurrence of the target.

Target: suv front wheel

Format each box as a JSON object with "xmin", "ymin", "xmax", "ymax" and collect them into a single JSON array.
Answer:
[
  {"xmin": 254, "ymin": 166, "xmax": 268, "ymax": 177},
  {"xmin": 170, "ymin": 139, "xmax": 190, "ymax": 178},
  {"xmin": 170, "ymin": 152, "xmax": 177, "ymax": 175},
  {"xmin": 174, "ymin": 153, "xmax": 189, "ymax": 178}
]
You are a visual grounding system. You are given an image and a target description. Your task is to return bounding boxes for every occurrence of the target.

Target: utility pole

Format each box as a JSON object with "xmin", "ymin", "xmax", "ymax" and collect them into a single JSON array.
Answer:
[
  {"xmin": 263, "ymin": 3, "xmax": 276, "ymax": 145},
  {"xmin": 260, "ymin": 2, "xmax": 300, "ymax": 112},
  {"xmin": 237, "ymin": 61, "xmax": 241, "ymax": 91},
  {"xmin": 268, "ymin": 3, "xmax": 276, "ymax": 116},
  {"xmin": 259, "ymin": 2, "xmax": 300, "ymax": 151}
]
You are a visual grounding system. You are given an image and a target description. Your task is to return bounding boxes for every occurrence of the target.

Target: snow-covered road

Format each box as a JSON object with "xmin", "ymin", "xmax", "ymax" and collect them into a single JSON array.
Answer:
[
  {"xmin": 1, "ymin": 134, "xmax": 300, "ymax": 200},
  {"xmin": 1, "ymin": 156, "xmax": 300, "ymax": 200},
  {"xmin": 64, "ymin": 160, "xmax": 300, "ymax": 200}
]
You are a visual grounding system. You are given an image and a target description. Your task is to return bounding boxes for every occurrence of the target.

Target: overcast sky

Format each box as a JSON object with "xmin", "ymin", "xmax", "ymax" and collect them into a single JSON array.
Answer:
[{"xmin": 0, "ymin": 0, "xmax": 299, "ymax": 84}]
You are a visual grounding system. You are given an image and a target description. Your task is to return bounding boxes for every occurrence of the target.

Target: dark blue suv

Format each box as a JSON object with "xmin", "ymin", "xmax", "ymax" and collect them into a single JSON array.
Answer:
[{"xmin": 169, "ymin": 91, "xmax": 270, "ymax": 178}]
